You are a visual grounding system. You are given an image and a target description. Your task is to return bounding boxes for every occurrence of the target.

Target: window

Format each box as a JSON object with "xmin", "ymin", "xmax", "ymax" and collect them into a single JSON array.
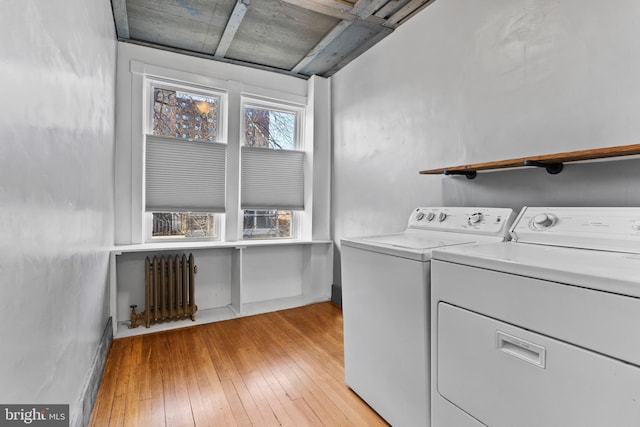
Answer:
[
  {"xmin": 244, "ymin": 106, "xmax": 296, "ymax": 149},
  {"xmin": 145, "ymin": 81, "xmax": 226, "ymax": 241},
  {"xmin": 241, "ymin": 101, "xmax": 304, "ymax": 240},
  {"xmin": 243, "ymin": 209, "xmax": 292, "ymax": 239},
  {"xmin": 152, "ymin": 87, "xmax": 219, "ymax": 141},
  {"xmin": 151, "ymin": 212, "xmax": 218, "ymax": 239},
  {"xmin": 118, "ymin": 61, "xmax": 324, "ymax": 245}
]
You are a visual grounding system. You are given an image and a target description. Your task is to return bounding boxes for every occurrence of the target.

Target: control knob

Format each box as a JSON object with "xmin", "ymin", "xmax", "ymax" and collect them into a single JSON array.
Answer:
[
  {"xmin": 437, "ymin": 212, "xmax": 447, "ymax": 222},
  {"xmin": 416, "ymin": 211, "xmax": 425, "ymax": 221},
  {"xmin": 632, "ymin": 220, "xmax": 640, "ymax": 231},
  {"xmin": 426, "ymin": 212, "xmax": 435, "ymax": 222},
  {"xmin": 468, "ymin": 212, "xmax": 483, "ymax": 225},
  {"xmin": 531, "ymin": 213, "xmax": 556, "ymax": 230}
]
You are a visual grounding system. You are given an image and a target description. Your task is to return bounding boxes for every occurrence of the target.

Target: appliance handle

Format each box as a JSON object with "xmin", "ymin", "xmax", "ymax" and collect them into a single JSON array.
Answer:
[{"xmin": 496, "ymin": 330, "xmax": 546, "ymax": 369}]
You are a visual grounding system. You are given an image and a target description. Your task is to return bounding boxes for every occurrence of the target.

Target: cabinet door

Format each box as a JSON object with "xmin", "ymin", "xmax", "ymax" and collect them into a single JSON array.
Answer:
[{"xmin": 437, "ymin": 303, "xmax": 640, "ymax": 427}]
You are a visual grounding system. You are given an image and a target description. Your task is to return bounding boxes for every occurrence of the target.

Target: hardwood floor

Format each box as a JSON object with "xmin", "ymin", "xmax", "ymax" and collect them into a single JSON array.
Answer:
[{"xmin": 89, "ymin": 302, "xmax": 389, "ymax": 426}]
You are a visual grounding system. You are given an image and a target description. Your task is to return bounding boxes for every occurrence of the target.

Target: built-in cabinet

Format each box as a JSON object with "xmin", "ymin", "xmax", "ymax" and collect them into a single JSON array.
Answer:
[{"xmin": 110, "ymin": 240, "xmax": 333, "ymax": 338}]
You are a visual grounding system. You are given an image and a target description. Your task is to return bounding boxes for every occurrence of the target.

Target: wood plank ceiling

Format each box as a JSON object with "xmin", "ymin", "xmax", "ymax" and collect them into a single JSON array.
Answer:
[{"xmin": 111, "ymin": 0, "xmax": 435, "ymax": 78}]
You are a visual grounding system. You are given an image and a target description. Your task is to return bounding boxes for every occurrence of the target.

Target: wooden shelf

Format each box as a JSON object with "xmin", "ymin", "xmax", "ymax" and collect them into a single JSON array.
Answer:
[{"xmin": 419, "ymin": 144, "xmax": 640, "ymax": 179}]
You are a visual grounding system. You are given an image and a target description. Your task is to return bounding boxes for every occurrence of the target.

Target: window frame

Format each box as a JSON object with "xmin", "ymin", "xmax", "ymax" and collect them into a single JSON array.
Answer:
[
  {"xmin": 122, "ymin": 59, "xmax": 315, "ymax": 245},
  {"xmin": 240, "ymin": 97, "xmax": 306, "ymax": 240},
  {"xmin": 144, "ymin": 78, "xmax": 228, "ymax": 243},
  {"xmin": 242, "ymin": 99, "xmax": 304, "ymax": 151}
]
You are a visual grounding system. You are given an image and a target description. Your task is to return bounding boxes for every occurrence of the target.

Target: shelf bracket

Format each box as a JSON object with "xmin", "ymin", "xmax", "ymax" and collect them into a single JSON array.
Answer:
[
  {"xmin": 523, "ymin": 160, "xmax": 564, "ymax": 175},
  {"xmin": 443, "ymin": 170, "xmax": 477, "ymax": 180}
]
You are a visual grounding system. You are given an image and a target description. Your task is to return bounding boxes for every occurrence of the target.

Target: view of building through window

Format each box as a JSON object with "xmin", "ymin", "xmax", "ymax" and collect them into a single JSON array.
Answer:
[
  {"xmin": 152, "ymin": 213, "xmax": 217, "ymax": 239},
  {"xmin": 244, "ymin": 106, "xmax": 296, "ymax": 149},
  {"xmin": 152, "ymin": 87, "xmax": 219, "ymax": 141}
]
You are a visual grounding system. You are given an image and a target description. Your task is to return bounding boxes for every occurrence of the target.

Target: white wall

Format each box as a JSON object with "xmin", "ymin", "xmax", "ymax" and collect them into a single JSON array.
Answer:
[
  {"xmin": 331, "ymin": 0, "xmax": 640, "ymax": 287},
  {"xmin": 0, "ymin": 1, "xmax": 116, "ymax": 425}
]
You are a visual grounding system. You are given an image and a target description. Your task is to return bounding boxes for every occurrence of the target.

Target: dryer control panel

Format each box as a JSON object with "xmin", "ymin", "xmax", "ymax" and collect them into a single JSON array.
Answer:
[
  {"xmin": 408, "ymin": 207, "xmax": 517, "ymax": 238},
  {"xmin": 510, "ymin": 207, "xmax": 640, "ymax": 253}
]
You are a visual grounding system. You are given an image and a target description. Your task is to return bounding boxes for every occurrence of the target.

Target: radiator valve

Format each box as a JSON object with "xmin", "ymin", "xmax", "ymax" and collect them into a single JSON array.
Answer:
[{"xmin": 129, "ymin": 304, "xmax": 140, "ymax": 329}]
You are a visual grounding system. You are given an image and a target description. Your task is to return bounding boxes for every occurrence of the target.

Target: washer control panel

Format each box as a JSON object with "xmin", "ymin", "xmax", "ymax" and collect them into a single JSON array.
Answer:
[
  {"xmin": 408, "ymin": 207, "xmax": 516, "ymax": 236},
  {"xmin": 511, "ymin": 207, "xmax": 640, "ymax": 253},
  {"xmin": 468, "ymin": 212, "xmax": 484, "ymax": 225}
]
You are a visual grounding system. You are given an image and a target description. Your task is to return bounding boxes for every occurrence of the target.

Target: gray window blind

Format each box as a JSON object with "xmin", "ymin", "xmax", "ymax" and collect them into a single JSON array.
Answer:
[
  {"xmin": 145, "ymin": 135, "xmax": 226, "ymax": 212},
  {"xmin": 241, "ymin": 146, "xmax": 305, "ymax": 210}
]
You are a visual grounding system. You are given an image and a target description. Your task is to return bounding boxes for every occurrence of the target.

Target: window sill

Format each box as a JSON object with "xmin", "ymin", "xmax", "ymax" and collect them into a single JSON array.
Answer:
[{"xmin": 112, "ymin": 239, "xmax": 332, "ymax": 255}]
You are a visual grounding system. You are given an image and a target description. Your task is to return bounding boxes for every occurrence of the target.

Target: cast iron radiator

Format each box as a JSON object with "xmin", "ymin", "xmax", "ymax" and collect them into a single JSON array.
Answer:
[{"xmin": 129, "ymin": 253, "xmax": 198, "ymax": 328}]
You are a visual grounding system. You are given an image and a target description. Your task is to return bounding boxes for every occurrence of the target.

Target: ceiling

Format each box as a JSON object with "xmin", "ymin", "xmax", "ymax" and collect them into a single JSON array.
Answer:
[{"xmin": 110, "ymin": 0, "xmax": 434, "ymax": 79}]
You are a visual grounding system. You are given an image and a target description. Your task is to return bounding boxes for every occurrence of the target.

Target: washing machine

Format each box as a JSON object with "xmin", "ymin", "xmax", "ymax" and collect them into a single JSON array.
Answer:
[
  {"xmin": 341, "ymin": 207, "xmax": 517, "ymax": 427},
  {"xmin": 430, "ymin": 207, "xmax": 640, "ymax": 427}
]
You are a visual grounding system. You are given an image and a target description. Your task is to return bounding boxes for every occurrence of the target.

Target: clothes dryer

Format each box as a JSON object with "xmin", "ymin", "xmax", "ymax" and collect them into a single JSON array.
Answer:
[{"xmin": 431, "ymin": 207, "xmax": 640, "ymax": 427}]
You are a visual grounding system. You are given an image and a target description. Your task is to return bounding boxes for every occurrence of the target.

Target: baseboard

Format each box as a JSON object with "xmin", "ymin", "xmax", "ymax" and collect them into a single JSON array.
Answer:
[{"xmin": 72, "ymin": 317, "xmax": 113, "ymax": 427}]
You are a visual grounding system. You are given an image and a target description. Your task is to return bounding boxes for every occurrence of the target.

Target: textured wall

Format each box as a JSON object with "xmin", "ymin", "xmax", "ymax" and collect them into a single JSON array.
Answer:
[
  {"xmin": 0, "ymin": 1, "xmax": 116, "ymax": 424},
  {"xmin": 331, "ymin": 0, "xmax": 640, "ymax": 288}
]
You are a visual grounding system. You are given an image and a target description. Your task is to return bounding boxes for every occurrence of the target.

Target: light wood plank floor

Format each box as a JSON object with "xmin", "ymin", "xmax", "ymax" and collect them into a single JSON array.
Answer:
[{"xmin": 89, "ymin": 302, "xmax": 389, "ymax": 426}]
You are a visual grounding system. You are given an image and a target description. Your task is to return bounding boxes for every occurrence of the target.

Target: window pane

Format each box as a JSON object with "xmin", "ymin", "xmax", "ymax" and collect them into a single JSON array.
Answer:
[
  {"xmin": 243, "ymin": 210, "xmax": 292, "ymax": 239},
  {"xmin": 152, "ymin": 213, "xmax": 218, "ymax": 239},
  {"xmin": 244, "ymin": 106, "xmax": 296, "ymax": 149},
  {"xmin": 153, "ymin": 88, "xmax": 219, "ymax": 141}
]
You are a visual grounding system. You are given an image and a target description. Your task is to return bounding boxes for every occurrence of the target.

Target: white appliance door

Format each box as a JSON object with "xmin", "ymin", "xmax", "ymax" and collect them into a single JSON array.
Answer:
[
  {"xmin": 432, "ymin": 395, "xmax": 487, "ymax": 427},
  {"xmin": 342, "ymin": 245, "xmax": 429, "ymax": 427},
  {"xmin": 437, "ymin": 303, "xmax": 640, "ymax": 427}
]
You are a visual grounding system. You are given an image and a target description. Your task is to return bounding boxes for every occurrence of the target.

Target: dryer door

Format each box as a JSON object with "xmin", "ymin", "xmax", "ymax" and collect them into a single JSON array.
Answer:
[{"xmin": 437, "ymin": 303, "xmax": 640, "ymax": 427}]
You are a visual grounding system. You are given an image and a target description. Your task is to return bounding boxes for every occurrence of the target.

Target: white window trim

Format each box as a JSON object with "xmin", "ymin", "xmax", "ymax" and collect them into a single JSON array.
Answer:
[
  {"xmin": 128, "ymin": 62, "xmax": 233, "ymax": 244},
  {"xmin": 143, "ymin": 77, "xmax": 228, "ymax": 242},
  {"xmin": 240, "ymin": 96, "xmax": 308, "ymax": 240}
]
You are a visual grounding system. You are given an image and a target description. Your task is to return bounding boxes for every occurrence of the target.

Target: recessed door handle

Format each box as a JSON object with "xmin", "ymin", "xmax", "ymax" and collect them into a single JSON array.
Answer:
[{"xmin": 496, "ymin": 330, "xmax": 546, "ymax": 369}]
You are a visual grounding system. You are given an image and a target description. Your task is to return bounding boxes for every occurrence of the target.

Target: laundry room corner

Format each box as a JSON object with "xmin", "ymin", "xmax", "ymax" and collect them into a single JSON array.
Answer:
[{"xmin": 329, "ymin": 0, "xmax": 640, "ymax": 303}]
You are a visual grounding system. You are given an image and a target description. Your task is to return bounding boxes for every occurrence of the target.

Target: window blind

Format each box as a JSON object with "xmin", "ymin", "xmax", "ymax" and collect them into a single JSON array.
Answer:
[
  {"xmin": 241, "ymin": 146, "xmax": 305, "ymax": 210},
  {"xmin": 145, "ymin": 135, "xmax": 226, "ymax": 212}
]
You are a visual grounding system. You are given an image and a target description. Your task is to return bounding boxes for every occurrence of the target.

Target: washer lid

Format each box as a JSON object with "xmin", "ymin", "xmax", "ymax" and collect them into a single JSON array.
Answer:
[
  {"xmin": 362, "ymin": 233, "xmax": 474, "ymax": 250},
  {"xmin": 341, "ymin": 233, "xmax": 477, "ymax": 261}
]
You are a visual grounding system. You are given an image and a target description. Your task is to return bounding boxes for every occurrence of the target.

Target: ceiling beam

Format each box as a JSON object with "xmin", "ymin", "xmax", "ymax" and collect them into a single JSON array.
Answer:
[
  {"xmin": 280, "ymin": 0, "xmax": 357, "ymax": 21},
  {"xmin": 316, "ymin": 0, "xmax": 356, "ymax": 10},
  {"xmin": 324, "ymin": 26, "xmax": 392, "ymax": 76},
  {"xmin": 374, "ymin": 0, "xmax": 401, "ymax": 19},
  {"xmin": 111, "ymin": 0, "xmax": 130, "ymax": 39},
  {"xmin": 351, "ymin": 0, "xmax": 391, "ymax": 18},
  {"xmin": 384, "ymin": 0, "xmax": 435, "ymax": 27},
  {"xmin": 291, "ymin": 20, "xmax": 352, "ymax": 73},
  {"xmin": 214, "ymin": 0, "xmax": 250, "ymax": 58},
  {"xmin": 290, "ymin": 0, "xmax": 390, "ymax": 74}
]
